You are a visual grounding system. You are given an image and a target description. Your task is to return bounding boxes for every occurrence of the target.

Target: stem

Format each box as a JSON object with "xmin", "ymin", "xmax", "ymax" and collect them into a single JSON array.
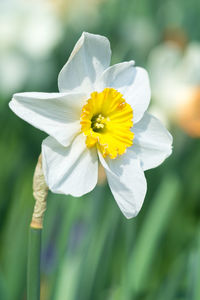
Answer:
[
  {"xmin": 27, "ymin": 154, "xmax": 48, "ymax": 300},
  {"xmin": 27, "ymin": 227, "xmax": 42, "ymax": 300}
]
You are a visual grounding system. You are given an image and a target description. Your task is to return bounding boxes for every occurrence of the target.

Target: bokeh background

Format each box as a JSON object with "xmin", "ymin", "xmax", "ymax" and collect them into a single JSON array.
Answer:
[{"xmin": 1, "ymin": 0, "xmax": 200, "ymax": 299}]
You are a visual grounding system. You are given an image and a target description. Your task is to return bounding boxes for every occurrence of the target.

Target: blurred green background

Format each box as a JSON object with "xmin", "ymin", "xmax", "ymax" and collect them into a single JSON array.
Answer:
[{"xmin": 1, "ymin": 0, "xmax": 200, "ymax": 299}]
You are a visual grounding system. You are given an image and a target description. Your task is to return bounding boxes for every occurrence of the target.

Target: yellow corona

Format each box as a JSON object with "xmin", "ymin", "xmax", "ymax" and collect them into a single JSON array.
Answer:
[{"xmin": 80, "ymin": 88, "xmax": 134, "ymax": 159}]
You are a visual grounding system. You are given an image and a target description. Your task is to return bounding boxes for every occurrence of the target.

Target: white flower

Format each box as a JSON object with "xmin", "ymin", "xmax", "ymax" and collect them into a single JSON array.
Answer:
[
  {"xmin": 9, "ymin": 32, "xmax": 172, "ymax": 218},
  {"xmin": 0, "ymin": 0, "xmax": 62, "ymax": 58},
  {"xmin": 0, "ymin": 0, "xmax": 62, "ymax": 99},
  {"xmin": 148, "ymin": 41, "xmax": 200, "ymax": 135}
]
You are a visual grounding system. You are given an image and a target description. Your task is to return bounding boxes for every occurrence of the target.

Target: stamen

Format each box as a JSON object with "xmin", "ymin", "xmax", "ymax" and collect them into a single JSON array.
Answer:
[{"xmin": 91, "ymin": 113, "xmax": 106, "ymax": 132}]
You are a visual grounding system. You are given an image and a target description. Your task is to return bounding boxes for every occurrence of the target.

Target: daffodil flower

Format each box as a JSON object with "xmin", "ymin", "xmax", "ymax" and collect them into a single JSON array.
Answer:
[
  {"xmin": 148, "ymin": 41, "xmax": 200, "ymax": 136},
  {"xmin": 9, "ymin": 32, "xmax": 172, "ymax": 218}
]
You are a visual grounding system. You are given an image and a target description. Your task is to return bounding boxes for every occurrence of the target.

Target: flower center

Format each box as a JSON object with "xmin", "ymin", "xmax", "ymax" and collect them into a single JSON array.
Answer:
[
  {"xmin": 91, "ymin": 114, "xmax": 106, "ymax": 132},
  {"xmin": 80, "ymin": 88, "xmax": 134, "ymax": 159}
]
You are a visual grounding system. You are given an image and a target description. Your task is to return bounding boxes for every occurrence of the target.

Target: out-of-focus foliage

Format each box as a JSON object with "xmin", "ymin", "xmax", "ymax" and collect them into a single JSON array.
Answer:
[{"xmin": 0, "ymin": 0, "xmax": 200, "ymax": 299}]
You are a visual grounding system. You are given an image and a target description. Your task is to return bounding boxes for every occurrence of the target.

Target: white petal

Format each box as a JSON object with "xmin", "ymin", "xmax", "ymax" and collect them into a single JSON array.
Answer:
[
  {"xmin": 9, "ymin": 91, "xmax": 87, "ymax": 147},
  {"xmin": 58, "ymin": 32, "xmax": 111, "ymax": 95},
  {"xmin": 96, "ymin": 61, "xmax": 135, "ymax": 91},
  {"xmin": 98, "ymin": 62, "xmax": 151, "ymax": 123},
  {"xmin": 132, "ymin": 112, "xmax": 173, "ymax": 171},
  {"xmin": 98, "ymin": 150, "xmax": 147, "ymax": 219},
  {"xmin": 42, "ymin": 134, "xmax": 98, "ymax": 197}
]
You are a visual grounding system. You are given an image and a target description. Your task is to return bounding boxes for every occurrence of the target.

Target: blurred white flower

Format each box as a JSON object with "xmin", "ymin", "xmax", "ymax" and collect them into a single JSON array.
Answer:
[
  {"xmin": 0, "ymin": 0, "xmax": 63, "ymax": 99},
  {"xmin": 148, "ymin": 40, "xmax": 200, "ymax": 136},
  {"xmin": 0, "ymin": 0, "xmax": 62, "ymax": 58},
  {"xmin": 9, "ymin": 33, "xmax": 172, "ymax": 218},
  {"xmin": 0, "ymin": 52, "xmax": 28, "ymax": 97}
]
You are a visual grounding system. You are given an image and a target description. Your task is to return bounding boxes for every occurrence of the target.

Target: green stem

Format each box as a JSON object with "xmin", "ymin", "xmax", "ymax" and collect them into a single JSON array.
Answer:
[{"xmin": 27, "ymin": 227, "xmax": 42, "ymax": 300}]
